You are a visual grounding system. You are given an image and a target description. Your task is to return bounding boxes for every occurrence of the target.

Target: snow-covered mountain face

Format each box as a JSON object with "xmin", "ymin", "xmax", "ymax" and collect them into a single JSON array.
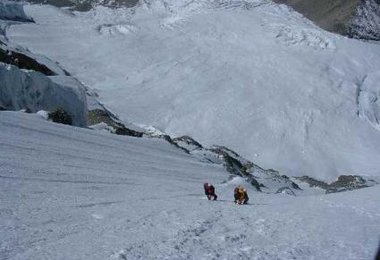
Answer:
[
  {"xmin": 18, "ymin": 0, "xmax": 380, "ymax": 40},
  {"xmin": 1, "ymin": 3, "xmax": 380, "ymax": 259},
  {"xmin": 6, "ymin": 0, "xmax": 380, "ymax": 180}
]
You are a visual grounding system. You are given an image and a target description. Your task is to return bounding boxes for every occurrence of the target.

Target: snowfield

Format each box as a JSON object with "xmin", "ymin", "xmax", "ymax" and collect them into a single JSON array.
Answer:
[
  {"xmin": 1, "ymin": 111, "xmax": 380, "ymax": 260},
  {"xmin": 6, "ymin": 0, "xmax": 380, "ymax": 179}
]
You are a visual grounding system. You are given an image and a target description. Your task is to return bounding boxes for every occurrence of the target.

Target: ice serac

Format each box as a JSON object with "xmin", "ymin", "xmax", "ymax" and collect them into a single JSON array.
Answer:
[
  {"xmin": 0, "ymin": 1, "xmax": 34, "ymax": 22},
  {"xmin": 357, "ymin": 71, "xmax": 380, "ymax": 131},
  {"xmin": 0, "ymin": 63, "xmax": 87, "ymax": 126}
]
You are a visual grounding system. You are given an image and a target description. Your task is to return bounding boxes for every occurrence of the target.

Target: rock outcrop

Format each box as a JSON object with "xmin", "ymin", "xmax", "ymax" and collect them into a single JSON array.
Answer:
[
  {"xmin": 88, "ymin": 109, "xmax": 143, "ymax": 137},
  {"xmin": 295, "ymin": 175, "xmax": 378, "ymax": 193},
  {"xmin": 13, "ymin": 0, "xmax": 139, "ymax": 12},
  {"xmin": 0, "ymin": 46, "xmax": 56, "ymax": 76},
  {"xmin": 172, "ymin": 136, "xmax": 301, "ymax": 194},
  {"xmin": 274, "ymin": 0, "xmax": 380, "ymax": 40}
]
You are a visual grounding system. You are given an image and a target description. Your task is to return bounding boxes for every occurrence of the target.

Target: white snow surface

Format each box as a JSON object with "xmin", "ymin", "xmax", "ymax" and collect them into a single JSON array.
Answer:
[
  {"xmin": 5, "ymin": 1, "xmax": 380, "ymax": 179},
  {"xmin": 1, "ymin": 111, "xmax": 380, "ymax": 260}
]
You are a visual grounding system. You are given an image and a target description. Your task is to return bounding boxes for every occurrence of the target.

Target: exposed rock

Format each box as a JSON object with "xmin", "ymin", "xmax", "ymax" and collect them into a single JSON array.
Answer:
[
  {"xmin": 147, "ymin": 134, "xmax": 190, "ymax": 154},
  {"xmin": 347, "ymin": 0, "xmax": 380, "ymax": 41},
  {"xmin": 209, "ymin": 146, "xmax": 245, "ymax": 175},
  {"xmin": 274, "ymin": 0, "xmax": 359, "ymax": 33},
  {"xmin": 273, "ymin": 0, "xmax": 380, "ymax": 41},
  {"xmin": 22, "ymin": 107, "xmax": 32, "ymax": 113},
  {"xmin": 48, "ymin": 108, "xmax": 72, "ymax": 125},
  {"xmin": 172, "ymin": 136, "xmax": 203, "ymax": 152},
  {"xmin": 295, "ymin": 175, "xmax": 378, "ymax": 193},
  {"xmin": 247, "ymin": 175, "xmax": 263, "ymax": 192},
  {"xmin": 17, "ymin": 0, "xmax": 139, "ymax": 11},
  {"xmin": 0, "ymin": 47, "xmax": 56, "ymax": 76},
  {"xmin": 25, "ymin": 0, "xmax": 75, "ymax": 8},
  {"xmin": 327, "ymin": 175, "xmax": 372, "ymax": 193},
  {"xmin": 88, "ymin": 109, "xmax": 143, "ymax": 137},
  {"xmin": 276, "ymin": 187, "xmax": 296, "ymax": 196},
  {"xmin": 295, "ymin": 175, "xmax": 330, "ymax": 190},
  {"xmin": 172, "ymin": 137, "xmax": 299, "ymax": 193}
]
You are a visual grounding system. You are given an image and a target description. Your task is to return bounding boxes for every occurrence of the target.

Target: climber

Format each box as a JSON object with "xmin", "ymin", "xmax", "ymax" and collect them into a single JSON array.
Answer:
[
  {"xmin": 234, "ymin": 185, "xmax": 249, "ymax": 205},
  {"xmin": 204, "ymin": 183, "xmax": 218, "ymax": 200}
]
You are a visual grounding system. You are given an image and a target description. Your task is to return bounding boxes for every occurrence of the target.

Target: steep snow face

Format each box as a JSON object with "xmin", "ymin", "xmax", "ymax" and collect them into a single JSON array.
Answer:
[
  {"xmin": 1, "ymin": 111, "xmax": 380, "ymax": 260},
  {"xmin": 6, "ymin": 1, "xmax": 380, "ymax": 179},
  {"xmin": 0, "ymin": 63, "xmax": 88, "ymax": 126}
]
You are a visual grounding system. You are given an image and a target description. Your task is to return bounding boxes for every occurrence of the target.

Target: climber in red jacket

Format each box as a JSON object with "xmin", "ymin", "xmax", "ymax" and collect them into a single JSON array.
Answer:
[{"xmin": 204, "ymin": 183, "xmax": 218, "ymax": 201}]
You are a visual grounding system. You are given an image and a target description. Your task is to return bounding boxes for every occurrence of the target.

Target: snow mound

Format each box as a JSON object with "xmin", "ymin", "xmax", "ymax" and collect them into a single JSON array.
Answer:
[
  {"xmin": 97, "ymin": 23, "xmax": 138, "ymax": 35},
  {"xmin": 36, "ymin": 109, "xmax": 49, "ymax": 120},
  {"xmin": 0, "ymin": 63, "xmax": 87, "ymax": 126},
  {"xmin": 274, "ymin": 24, "xmax": 336, "ymax": 50}
]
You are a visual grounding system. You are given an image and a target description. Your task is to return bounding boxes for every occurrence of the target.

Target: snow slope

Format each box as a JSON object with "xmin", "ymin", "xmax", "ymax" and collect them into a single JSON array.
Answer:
[
  {"xmin": 6, "ymin": 1, "xmax": 380, "ymax": 180},
  {"xmin": 0, "ymin": 111, "xmax": 380, "ymax": 259}
]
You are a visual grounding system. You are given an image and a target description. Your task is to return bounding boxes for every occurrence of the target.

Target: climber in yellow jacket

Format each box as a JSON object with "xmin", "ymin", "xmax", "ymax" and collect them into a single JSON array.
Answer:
[{"xmin": 234, "ymin": 185, "xmax": 249, "ymax": 205}]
